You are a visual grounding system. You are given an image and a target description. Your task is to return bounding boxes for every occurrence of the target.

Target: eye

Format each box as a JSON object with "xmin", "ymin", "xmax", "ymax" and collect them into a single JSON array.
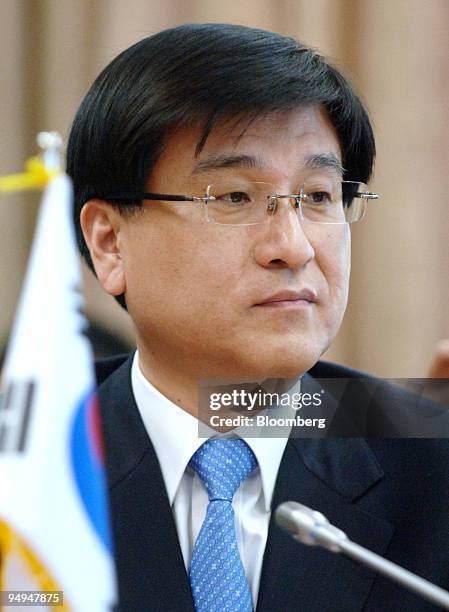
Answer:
[
  {"xmin": 220, "ymin": 191, "xmax": 251, "ymax": 205},
  {"xmin": 309, "ymin": 191, "xmax": 332, "ymax": 204}
]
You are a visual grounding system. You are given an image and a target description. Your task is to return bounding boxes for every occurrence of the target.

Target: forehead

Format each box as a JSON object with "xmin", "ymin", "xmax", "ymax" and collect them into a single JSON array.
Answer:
[{"xmin": 151, "ymin": 106, "xmax": 342, "ymax": 187}]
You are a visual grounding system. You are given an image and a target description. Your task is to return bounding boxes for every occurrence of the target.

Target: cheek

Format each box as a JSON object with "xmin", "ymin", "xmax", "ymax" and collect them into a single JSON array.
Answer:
[
  {"xmin": 313, "ymin": 225, "xmax": 351, "ymax": 304},
  {"xmin": 124, "ymin": 221, "xmax": 248, "ymax": 321}
]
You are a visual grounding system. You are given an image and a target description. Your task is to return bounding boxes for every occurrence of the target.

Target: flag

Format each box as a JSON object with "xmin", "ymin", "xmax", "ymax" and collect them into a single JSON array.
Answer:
[{"xmin": 0, "ymin": 173, "xmax": 116, "ymax": 611}]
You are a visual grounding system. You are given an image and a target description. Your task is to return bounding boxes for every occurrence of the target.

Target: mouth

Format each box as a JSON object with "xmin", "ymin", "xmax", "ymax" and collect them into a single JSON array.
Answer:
[{"xmin": 253, "ymin": 289, "xmax": 317, "ymax": 309}]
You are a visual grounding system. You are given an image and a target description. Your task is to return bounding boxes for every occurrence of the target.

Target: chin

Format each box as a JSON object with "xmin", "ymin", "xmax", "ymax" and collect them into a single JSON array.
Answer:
[
  {"xmin": 264, "ymin": 358, "xmax": 318, "ymax": 379},
  {"xmin": 234, "ymin": 342, "xmax": 323, "ymax": 381}
]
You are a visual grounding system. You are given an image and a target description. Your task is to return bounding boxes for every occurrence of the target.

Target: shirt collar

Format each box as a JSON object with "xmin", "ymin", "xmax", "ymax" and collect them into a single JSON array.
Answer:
[{"xmin": 131, "ymin": 351, "xmax": 298, "ymax": 511}]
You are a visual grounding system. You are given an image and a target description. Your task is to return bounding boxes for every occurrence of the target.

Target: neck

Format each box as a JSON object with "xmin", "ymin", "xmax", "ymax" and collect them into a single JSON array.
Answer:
[
  {"xmin": 137, "ymin": 344, "xmax": 200, "ymax": 418},
  {"xmin": 135, "ymin": 343, "xmax": 301, "ymax": 429}
]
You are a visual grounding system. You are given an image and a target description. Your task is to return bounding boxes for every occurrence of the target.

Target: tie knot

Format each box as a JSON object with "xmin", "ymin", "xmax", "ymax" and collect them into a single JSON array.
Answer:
[{"xmin": 189, "ymin": 438, "xmax": 257, "ymax": 502}]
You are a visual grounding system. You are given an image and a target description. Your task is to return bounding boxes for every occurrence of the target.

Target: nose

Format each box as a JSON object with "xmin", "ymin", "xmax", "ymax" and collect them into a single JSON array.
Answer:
[{"xmin": 253, "ymin": 197, "xmax": 315, "ymax": 270}]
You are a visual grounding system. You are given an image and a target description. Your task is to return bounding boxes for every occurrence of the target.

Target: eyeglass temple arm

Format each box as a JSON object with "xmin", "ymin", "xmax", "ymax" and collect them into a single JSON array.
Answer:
[{"xmin": 90, "ymin": 192, "xmax": 199, "ymax": 202}]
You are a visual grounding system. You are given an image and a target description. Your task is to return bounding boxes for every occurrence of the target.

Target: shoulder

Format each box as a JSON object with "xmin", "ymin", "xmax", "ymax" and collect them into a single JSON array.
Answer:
[
  {"xmin": 94, "ymin": 353, "xmax": 135, "ymax": 417},
  {"xmin": 306, "ymin": 359, "xmax": 449, "ymax": 437},
  {"xmin": 95, "ymin": 352, "xmax": 133, "ymax": 386}
]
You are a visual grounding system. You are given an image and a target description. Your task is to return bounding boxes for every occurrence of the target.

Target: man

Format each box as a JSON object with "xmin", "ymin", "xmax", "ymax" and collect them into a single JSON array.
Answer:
[{"xmin": 67, "ymin": 24, "xmax": 449, "ymax": 612}]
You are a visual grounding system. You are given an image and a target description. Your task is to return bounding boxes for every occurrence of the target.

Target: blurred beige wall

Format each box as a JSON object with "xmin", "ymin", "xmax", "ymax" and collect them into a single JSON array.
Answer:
[{"xmin": 1, "ymin": 0, "xmax": 448, "ymax": 376}]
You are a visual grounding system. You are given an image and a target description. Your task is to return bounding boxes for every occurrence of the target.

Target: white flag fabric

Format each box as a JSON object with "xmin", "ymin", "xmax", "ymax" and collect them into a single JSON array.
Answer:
[{"xmin": 0, "ymin": 174, "xmax": 116, "ymax": 611}]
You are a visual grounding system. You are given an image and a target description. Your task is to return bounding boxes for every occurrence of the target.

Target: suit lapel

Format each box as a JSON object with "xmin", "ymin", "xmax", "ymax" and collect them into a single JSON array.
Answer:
[
  {"xmin": 98, "ymin": 355, "xmax": 195, "ymax": 612},
  {"xmin": 256, "ymin": 385, "xmax": 395, "ymax": 612}
]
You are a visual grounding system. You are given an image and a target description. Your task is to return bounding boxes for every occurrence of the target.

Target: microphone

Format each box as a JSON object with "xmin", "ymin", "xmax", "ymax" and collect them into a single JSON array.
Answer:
[{"xmin": 275, "ymin": 501, "xmax": 449, "ymax": 610}]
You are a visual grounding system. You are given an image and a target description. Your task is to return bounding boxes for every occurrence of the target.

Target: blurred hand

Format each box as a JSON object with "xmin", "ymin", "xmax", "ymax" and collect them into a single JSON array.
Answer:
[{"xmin": 428, "ymin": 339, "xmax": 449, "ymax": 378}]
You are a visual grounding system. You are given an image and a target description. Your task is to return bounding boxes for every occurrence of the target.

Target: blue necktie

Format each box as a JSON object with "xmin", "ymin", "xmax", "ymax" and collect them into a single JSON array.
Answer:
[{"xmin": 188, "ymin": 438, "xmax": 258, "ymax": 612}]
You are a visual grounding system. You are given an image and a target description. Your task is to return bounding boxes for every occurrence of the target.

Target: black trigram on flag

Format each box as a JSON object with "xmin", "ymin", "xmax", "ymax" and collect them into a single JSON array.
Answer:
[{"xmin": 0, "ymin": 381, "xmax": 35, "ymax": 452}]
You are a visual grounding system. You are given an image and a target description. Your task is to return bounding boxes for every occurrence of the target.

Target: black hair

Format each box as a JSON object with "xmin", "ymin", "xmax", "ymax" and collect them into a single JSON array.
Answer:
[{"xmin": 67, "ymin": 23, "xmax": 375, "ymax": 309}]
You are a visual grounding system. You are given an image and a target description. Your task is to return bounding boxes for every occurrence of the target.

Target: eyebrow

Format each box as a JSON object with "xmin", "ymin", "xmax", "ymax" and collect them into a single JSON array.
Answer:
[
  {"xmin": 190, "ymin": 151, "xmax": 344, "ymax": 176},
  {"xmin": 304, "ymin": 153, "xmax": 344, "ymax": 176},
  {"xmin": 191, "ymin": 154, "xmax": 262, "ymax": 175}
]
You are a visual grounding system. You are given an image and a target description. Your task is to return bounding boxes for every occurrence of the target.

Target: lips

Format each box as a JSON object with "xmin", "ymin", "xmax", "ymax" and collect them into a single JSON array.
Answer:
[{"xmin": 254, "ymin": 289, "xmax": 317, "ymax": 306}]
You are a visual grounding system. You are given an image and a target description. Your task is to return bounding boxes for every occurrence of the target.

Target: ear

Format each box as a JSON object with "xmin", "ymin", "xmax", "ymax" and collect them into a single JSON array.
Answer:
[{"xmin": 80, "ymin": 200, "xmax": 126, "ymax": 296}]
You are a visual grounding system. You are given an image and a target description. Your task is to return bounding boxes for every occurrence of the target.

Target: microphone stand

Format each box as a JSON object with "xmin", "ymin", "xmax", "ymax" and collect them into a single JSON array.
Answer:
[{"xmin": 275, "ymin": 501, "xmax": 449, "ymax": 610}]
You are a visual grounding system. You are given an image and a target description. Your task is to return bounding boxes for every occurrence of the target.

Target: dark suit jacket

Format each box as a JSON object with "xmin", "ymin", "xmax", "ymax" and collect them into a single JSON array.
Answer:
[{"xmin": 96, "ymin": 353, "xmax": 449, "ymax": 612}]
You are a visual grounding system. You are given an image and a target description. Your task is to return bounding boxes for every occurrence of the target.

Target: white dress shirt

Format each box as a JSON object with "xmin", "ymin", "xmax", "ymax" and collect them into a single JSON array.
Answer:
[{"xmin": 131, "ymin": 351, "xmax": 298, "ymax": 607}]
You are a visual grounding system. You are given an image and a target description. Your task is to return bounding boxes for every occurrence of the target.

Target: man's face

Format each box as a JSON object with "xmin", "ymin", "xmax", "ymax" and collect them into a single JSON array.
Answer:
[{"xmin": 117, "ymin": 105, "xmax": 350, "ymax": 380}]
